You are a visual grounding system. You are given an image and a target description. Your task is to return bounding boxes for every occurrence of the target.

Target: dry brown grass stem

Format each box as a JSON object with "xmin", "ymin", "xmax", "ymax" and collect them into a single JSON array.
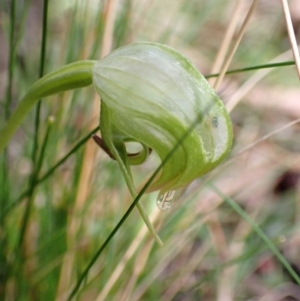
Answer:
[
  {"xmin": 214, "ymin": 0, "xmax": 259, "ymax": 90},
  {"xmin": 209, "ymin": 1, "xmax": 244, "ymax": 87},
  {"xmin": 118, "ymin": 239, "xmax": 155, "ymax": 301},
  {"xmin": 281, "ymin": 0, "xmax": 300, "ymax": 80},
  {"xmin": 130, "ymin": 224, "xmax": 204, "ymax": 301},
  {"xmin": 56, "ymin": 1, "xmax": 119, "ymax": 298},
  {"xmin": 94, "ymin": 207, "xmax": 161, "ymax": 301}
]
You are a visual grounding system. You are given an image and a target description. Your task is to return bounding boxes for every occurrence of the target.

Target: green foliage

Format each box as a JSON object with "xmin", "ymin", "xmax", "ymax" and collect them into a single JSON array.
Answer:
[{"xmin": 1, "ymin": 1, "xmax": 299, "ymax": 300}]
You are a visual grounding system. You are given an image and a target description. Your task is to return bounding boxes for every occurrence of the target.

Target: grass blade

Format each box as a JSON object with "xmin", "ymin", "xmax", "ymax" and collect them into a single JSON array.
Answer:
[
  {"xmin": 209, "ymin": 183, "xmax": 300, "ymax": 286},
  {"xmin": 205, "ymin": 60, "xmax": 295, "ymax": 78}
]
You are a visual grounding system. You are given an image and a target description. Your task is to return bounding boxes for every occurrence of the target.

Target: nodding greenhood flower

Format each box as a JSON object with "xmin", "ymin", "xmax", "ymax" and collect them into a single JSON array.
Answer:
[
  {"xmin": 0, "ymin": 42, "xmax": 232, "ymax": 244},
  {"xmin": 0, "ymin": 42, "xmax": 232, "ymax": 195},
  {"xmin": 92, "ymin": 42, "xmax": 233, "ymax": 194}
]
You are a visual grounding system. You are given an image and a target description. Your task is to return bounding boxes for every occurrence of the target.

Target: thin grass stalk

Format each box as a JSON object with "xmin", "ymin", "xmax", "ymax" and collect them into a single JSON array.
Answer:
[
  {"xmin": 209, "ymin": 183, "xmax": 300, "ymax": 286},
  {"xmin": 32, "ymin": 0, "xmax": 49, "ymax": 163},
  {"xmin": 212, "ymin": 3, "xmax": 250, "ymax": 298},
  {"xmin": 56, "ymin": 0, "xmax": 119, "ymax": 296},
  {"xmin": 35, "ymin": 117, "xmax": 55, "ymax": 185},
  {"xmin": 18, "ymin": 117, "xmax": 54, "ymax": 250},
  {"xmin": 5, "ymin": 0, "xmax": 16, "ymax": 120},
  {"xmin": 205, "ymin": 60, "xmax": 295, "ymax": 78},
  {"xmin": 214, "ymin": 0, "xmax": 259, "ymax": 90},
  {"xmin": 209, "ymin": 0, "xmax": 244, "ymax": 87},
  {"xmin": 18, "ymin": 0, "xmax": 49, "ymax": 250},
  {"xmin": 1, "ymin": 0, "xmax": 17, "ymax": 238},
  {"xmin": 0, "ymin": 0, "xmax": 17, "ymax": 296},
  {"xmin": 281, "ymin": 0, "xmax": 300, "ymax": 80},
  {"xmin": 55, "ymin": 3, "xmax": 96, "ymax": 294},
  {"xmin": 10, "ymin": 9, "xmax": 51, "ymax": 297},
  {"xmin": 117, "ymin": 238, "xmax": 155, "ymax": 301},
  {"xmin": 1, "ymin": 2, "xmax": 36, "ymax": 298},
  {"xmin": 94, "ymin": 208, "xmax": 161, "ymax": 301}
]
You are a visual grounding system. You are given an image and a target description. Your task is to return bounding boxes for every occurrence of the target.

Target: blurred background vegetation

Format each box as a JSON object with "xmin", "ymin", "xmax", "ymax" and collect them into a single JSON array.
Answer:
[{"xmin": 1, "ymin": 0, "xmax": 300, "ymax": 300}]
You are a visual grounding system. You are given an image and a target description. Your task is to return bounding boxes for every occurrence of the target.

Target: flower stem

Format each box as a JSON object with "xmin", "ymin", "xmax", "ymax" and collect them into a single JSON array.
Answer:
[{"xmin": 0, "ymin": 60, "xmax": 96, "ymax": 153}]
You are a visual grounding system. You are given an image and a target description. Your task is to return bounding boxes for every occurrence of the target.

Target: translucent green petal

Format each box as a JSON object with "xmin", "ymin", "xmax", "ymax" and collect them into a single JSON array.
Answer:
[{"xmin": 93, "ymin": 42, "xmax": 233, "ymax": 192}]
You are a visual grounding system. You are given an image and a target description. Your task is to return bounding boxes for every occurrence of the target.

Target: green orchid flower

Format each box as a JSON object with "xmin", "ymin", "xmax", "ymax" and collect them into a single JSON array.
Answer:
[
  {"xmin": 0, "ymin": 42, "xmax": 233, "ymax": 245},
  {"xmin": 92, "ymin": 42, "xmax": 233, "ymax": 194}
]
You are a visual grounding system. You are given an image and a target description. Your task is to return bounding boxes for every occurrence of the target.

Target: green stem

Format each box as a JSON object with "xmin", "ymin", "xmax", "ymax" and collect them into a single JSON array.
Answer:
[
  {"xmin": 205, "ymin": 60, "xmax": 295, "ymax": 78},
  {"xmin": 18, "ymin": 118, "xmax": 54, "ymax": 249},
  {"xmin": 17, "ymin": 0, "xmax": 50, "ymax": 261},
  {"xmin": 0, "ymin": 60, "xmax": 96, "ymax": 154},
  {"xmin": 5, "ymin": 0, "xmax": 16, "ymax": 120},
  {"xmin": 1, "ymin": 1, "xmax": 17, "ymax": 296},
  {"xmin": 32, "ymin": 0, "xmax": 49, "ymax": 165}
]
